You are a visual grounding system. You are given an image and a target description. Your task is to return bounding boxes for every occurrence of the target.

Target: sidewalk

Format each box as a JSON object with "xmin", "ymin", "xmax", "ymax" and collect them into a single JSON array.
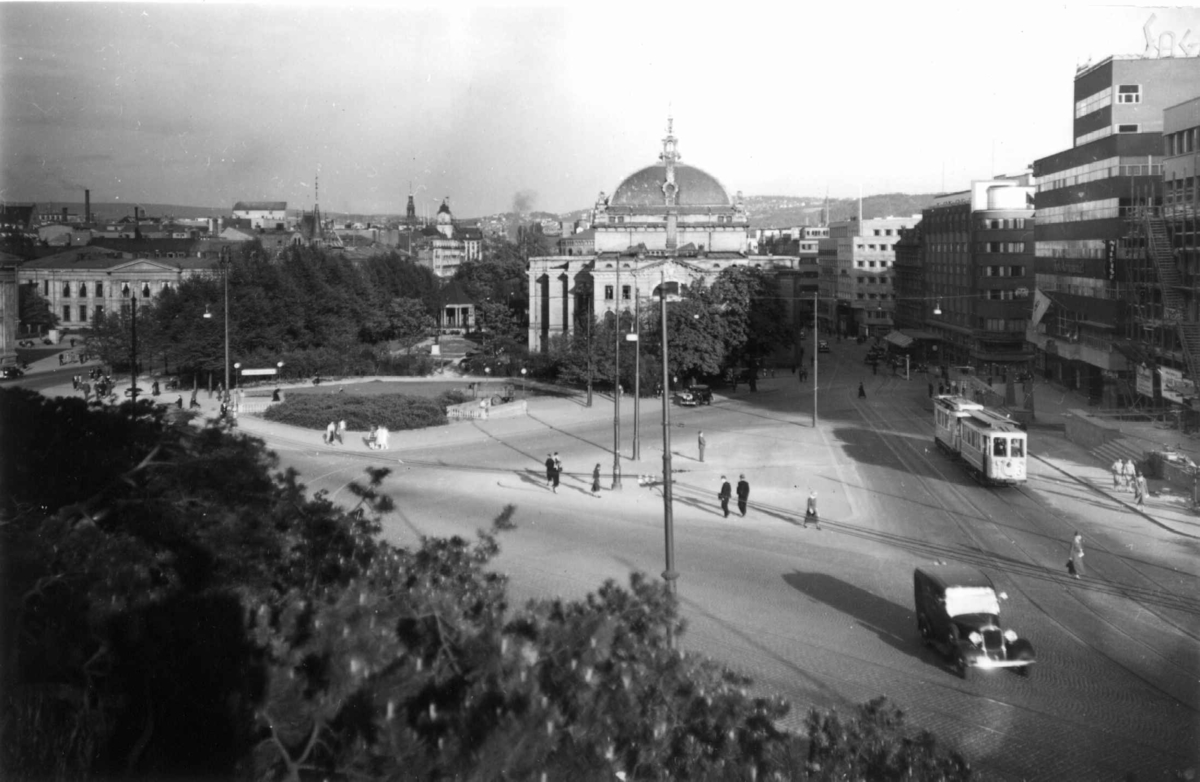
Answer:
[{"xmin": 23, "ymin": 348, "xmax": 1200, "ymax": 542}]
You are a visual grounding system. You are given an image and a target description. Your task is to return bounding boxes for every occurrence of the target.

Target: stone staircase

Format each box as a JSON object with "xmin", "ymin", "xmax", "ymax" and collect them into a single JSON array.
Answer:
[
  {"xmin": 1094, "ymin": 435, "xmax": 1148, "ymax": 467},
  {"xmin": 436, "ymin": 333, "xmax": 480, "ymax": 360},
  {"xmin": 1146, "ymin": 215, "xmax": 1200, "ymax": 381}
]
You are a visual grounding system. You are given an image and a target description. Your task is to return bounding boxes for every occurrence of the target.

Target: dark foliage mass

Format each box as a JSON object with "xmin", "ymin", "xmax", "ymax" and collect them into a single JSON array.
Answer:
[
  {"xmin": 261, "ymin": 392, "xmax": 448, "ymax": 431},
  {"xmin": 2, "ymin": 364, "xmax": 970, "ymax": 782}
]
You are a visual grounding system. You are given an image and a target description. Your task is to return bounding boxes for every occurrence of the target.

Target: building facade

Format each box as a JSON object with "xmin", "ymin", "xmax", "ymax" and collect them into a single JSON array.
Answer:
[
  {"xmin": 232, "ymin": 201, "xmax": 288, "ymax": 230},
  {"xmin": 528, "ymin": 120, "xmax": 795, "ymax": 352},
  {"xmin": 1030, "ymin": 55, "xmax": 1200, "ymax": 404},
  {"xmin": 416, "ymin": 200, "xmax": 481, "ymax": 278},
  {"xmin": 922, "ymin": 179, "xmax": 1035, "ymax": 372},
  {"xmin": 820, "ymin": 216, "xmax": 918, "ymax": 338}
]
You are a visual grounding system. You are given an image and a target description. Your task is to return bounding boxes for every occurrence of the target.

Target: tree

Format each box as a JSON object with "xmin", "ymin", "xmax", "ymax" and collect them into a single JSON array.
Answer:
[
  {"xmin": 380, "ymin": 296, "xmax": 437, "ymax": 351},
  {"xmin": 475, "ymin": 298, "xmax": 525, "ymax": 357},
  {"xmin": 17, "ymin": 283, "xmax": 56, "ymax": 335},
  {"xmin": 709, "ymin": 266, "xmax": 791, "ymax": 373}
]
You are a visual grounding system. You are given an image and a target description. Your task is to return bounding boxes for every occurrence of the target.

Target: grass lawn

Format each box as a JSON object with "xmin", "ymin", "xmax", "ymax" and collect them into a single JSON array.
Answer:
[{"xmin": 282, "ymin": 378, "xmax": 530, "ymax": 401}]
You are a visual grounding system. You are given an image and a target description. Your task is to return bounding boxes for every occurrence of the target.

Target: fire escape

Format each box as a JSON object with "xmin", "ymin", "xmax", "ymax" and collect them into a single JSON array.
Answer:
[{"xmin": 1122, "ymin": 209, "xmax": 1200, "ymax": 411}]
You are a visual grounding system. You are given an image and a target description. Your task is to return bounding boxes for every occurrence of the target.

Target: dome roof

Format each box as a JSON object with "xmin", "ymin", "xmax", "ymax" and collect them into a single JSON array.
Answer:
[{"xmin": 610, "ymin": 163, "xmax": 731, "ymax": 208}]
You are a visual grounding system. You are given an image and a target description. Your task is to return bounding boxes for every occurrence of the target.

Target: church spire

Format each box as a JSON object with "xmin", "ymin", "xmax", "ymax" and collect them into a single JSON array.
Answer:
[{"xmin": 659, "ymin": 115, "xmax": 681, "ymax": 207}]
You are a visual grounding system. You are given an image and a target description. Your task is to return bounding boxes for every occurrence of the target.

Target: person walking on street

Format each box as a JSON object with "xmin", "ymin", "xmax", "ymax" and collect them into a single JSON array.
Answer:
[
  {"xmin": 718, "ymin": 476, "xmax": 732, "ymax": 518},
  {"xmin": 736, "ymin": 474, "xmax": 750, "ymax": 517},
  {"xmin": 336, "ymin": 419, "xmax": 346, "ymax": 445},
  {"xmin": 592, "ymin": 464, "xmax": 602, "ymax": 497},
  {"xmin": 1111, "ymin": 458, "xmax": 1123, "ymax": 490},
  {"xmin": 551, "ymin": 454, "xmax": 562, "ymax": 494},
  {"xmin": 858, "ymin": 381, "xmax": 866, "ymax": 399},
  {"xmin": 189, "ymin": 388, "xmax": 201, "ymax": 409},
  {"xmin": 1134, "ymin": 471, "xmax": 1148, "ymax": 509},
  {"xmin": 545, "ymin": 454, "xmax": 556, "ymax": 487},
  {"xmin": 698, "ymin": 430, "xmax": 706, "ymax": 463},
  {"xmin": 1121, "ymin": 458, "xmax": 1135, "ymax": 491},
  {"xmin": 325, "ymin": 421, "xmax": 336, "ymax": 445},
  {"xmin": 804, "ymin": 490, "xmax": 821, "ymax": 529},
  {"xmin": 1068, "ymin": 532, "xmax": 1085, "ymax": 578},
  {"xmin": 175, "ymin": 395, "xmax": 183, "ymax": 408}
]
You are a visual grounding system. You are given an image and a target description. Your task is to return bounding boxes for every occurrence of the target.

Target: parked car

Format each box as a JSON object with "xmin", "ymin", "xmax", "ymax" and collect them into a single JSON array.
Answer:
[
  {"xmin": 817, "ymin": 340, "xmax": 831, "ymax": 353},
  {"xmin": 0, "ymin": 365, "xmax": 24, "ymax": 380},
  {"xmin": 676, "ymin": 384, "xmax": 713, "ymax": 406},
  {"xmin": 913, "ymin": 564, "xmax": 1035, "ymax": 679}
]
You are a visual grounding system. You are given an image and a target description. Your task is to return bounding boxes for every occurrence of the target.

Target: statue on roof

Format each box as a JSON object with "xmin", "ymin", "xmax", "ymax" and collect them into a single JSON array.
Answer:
[{"xmin": 594, "ymin": 191, "xmax": 608, "ymax": 219}]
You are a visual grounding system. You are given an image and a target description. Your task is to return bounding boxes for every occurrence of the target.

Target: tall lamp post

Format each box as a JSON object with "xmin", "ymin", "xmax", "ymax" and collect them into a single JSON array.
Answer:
[
  {"xmin": 659, "ymin": 272, "xmax": 679, "ymax": 648},
  {"xmin": 521, "ymin": 366, "xmax": 527, "ymax": 399},
  {"xmin": 613, "ymin": 263, "xmax": 622, "ymax": 490},
  {"xmin": 129, "ymin": 295, "xmax": 139, "ymax": 419},
  {"xmin": 813, "ymin": 290, "xmax": 819, "ymax": 428},
  {"xmin": 631, "ymin": 292, "xmax": 641, "ymax": 461},
  {"xmin": 586, "ymin": 308, "xmax": 594, "ymax": 407},
  {"xmin": 204, "ymin": 247, "xmax": 232, "ymax": 400}
]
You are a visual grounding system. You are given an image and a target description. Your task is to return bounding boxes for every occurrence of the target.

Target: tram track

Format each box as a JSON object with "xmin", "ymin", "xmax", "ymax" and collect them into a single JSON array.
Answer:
[{"xmin": 853, "ymin": 388, "xmax": 1199, "ymax": 713}]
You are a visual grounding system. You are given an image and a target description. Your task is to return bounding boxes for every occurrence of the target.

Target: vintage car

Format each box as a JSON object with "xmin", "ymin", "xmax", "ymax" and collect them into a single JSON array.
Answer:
[
  {"xmin": 676, "ymin": 384, "xmax": 713, "ymax": 406},
  {"xmin": 913, "ymin": 564, "xmax": 1035, "ymax": 678},
  {"xmin": 817, "ymin": 340, "xmax": 831, "ymax": 353},
  {"xmin": 0, "ymin": 365, "xmax": 25, "ymax": 380}
]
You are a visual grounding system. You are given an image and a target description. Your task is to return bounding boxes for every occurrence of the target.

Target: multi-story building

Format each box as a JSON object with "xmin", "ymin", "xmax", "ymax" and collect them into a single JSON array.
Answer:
[
  {"xmin": 892, "ymin": 223, "xmax": 924, "ymax": 332},
  {"xmin": 920, "ymin": 178, "xmax": 1035, "ymax": 373},
  {"xmin": 18, "ymin": 245, "xmax": 223, "ymax": 330},
  {"xmin": 820, "ymin": 216, "xmax": 918, "ymax": 338},
  {"xmin": 232, "ymin": 201, "xmax": 288, "ymax": 231},
  {"xmin": 415, "ymin": 200, "xmax": 481, "ymax": 278},
  {"xmin": 1030, "ymin": 55, "xmax": 1200, "ymax": 405}
]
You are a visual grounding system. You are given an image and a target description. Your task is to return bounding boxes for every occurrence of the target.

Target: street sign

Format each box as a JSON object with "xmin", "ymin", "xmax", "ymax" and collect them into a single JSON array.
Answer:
[
  {"xmin": 241, "ymin": 368, "xmax": 278, "ymax": 376},
  {"xmin": 624, "ymin": 334, "xmax": 639, "ymax": 341}
]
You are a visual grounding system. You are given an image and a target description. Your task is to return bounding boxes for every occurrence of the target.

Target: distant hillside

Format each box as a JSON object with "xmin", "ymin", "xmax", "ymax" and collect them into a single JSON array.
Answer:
[{"xmin": 743, "ymin": 194, "xmax": 938, "ymax": 229}]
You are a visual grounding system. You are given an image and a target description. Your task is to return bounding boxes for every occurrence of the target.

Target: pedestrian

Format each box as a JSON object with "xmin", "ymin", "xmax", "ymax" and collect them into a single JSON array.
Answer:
[
  {"xmin": 176, "ymin": 395, "xmax": 183, "ymax": 408},
  {"xmin": 219, "ymin": 400, "xmax": 229, "ymax": 419},
  {"xmin": 272, "ymin": 387, "xmax": 281, "ymax": 402},
  {"xmin": 736, "ymin": 474, "xmax": 750, "ymax": 517},
  {"xmin": 152, "ymin": 380, "xmax": 160, "ymax": 396},
  {"xmin": 58, "ymin": 354, "xmax": 64, "ymax": 366},
  {"xmin": 336, "ymin": 419, "xmax": 346, "ymax": 445},
  {"xmin": 1121, "ymin": 458, "xmax": 1135, "ymax": 491},
  {"xmin": 545, "ymin": 454, "xmax": 556, "ymax": 487},
  {"xmin": 1134, "ymin": 470, "xmax": 1147, "ymax": 509},
  {"xmin": 928, "ymin": 381, "xmax": 934, "ymax": 398},
  {"xmin": 698, "ymin": 430, "xmax": 706, "ymax": 463},
  {"xmin": 858, "ymin": 381, "xmax": 866, "ymax": 399},
  {"xmin": 718, "ymin": 476, "xmax": 732, "ymax": 518},
  {"xmin": 592, "ymin": 464, "xmax": 602, "ymax": 496},
  {"xmin": 1067, "ymin": 532, "xmax": 1084, "ymax": 578},
  {"xmin": 617, "ymin": 383, "xmax": 623, "ymax": 397},
  {"xmin": 551, "ymin": 454, "xmax": 562, "ymax": 494},
  {"xmin": 81, "ymin": 381, "xmax": 91, "ymax": 401},
  {"xmin": 367, "ymin": 425, "xmax": 379, "ymax": 449},
  {"xmin": 804, "ymin": 489, "xmax": 821, "ymax": 530},
  {"xmin": 1110, "ymin": 458, "xmax": 1123, "ymax": 490},
  {"xmin": 325, "ymin": 421, "xmax": 336, "ymax": 445},
  {"xmin": 189, "ymin": 388, "xmax": 201, "ymax": 409}
]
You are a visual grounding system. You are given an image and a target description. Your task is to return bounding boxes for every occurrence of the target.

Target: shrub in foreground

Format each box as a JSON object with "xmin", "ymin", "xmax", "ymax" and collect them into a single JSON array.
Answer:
[{"xmin": 261, "ymin": 392, "xmax": 447, "ymax": 430}]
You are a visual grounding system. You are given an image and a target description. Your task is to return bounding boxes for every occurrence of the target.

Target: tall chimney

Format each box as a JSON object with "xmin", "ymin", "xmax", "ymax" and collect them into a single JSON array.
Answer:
[
  {"xmin": 62, "ymin": 207, "xmax": 68, "ymax": 222},
  {"xmin": 85, "ymin": 189, "xmax": 91, "ymax": 224}
]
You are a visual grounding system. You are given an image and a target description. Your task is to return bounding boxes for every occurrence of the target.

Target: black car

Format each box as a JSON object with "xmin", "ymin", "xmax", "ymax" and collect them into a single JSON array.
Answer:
[
  {"xmin": 913, "ymin": 564, "xmax": 1035, "ymax": 678},
  {"xmin": 0, "ymin": 365, "xmax": 24, "ymax": 380},
  {"xmin": 817, "ymin": 340, "xmax": 830, "ymax": 353},
  {"xmin": 676, "ymin": 385, "xmax": 713, "ymax": 406}
]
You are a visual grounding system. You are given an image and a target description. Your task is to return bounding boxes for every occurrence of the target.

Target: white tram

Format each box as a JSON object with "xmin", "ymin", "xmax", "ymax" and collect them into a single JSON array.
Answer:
[{"xmin": 933, "ymin": 396, "xmax": 1028, "ymax": 486}]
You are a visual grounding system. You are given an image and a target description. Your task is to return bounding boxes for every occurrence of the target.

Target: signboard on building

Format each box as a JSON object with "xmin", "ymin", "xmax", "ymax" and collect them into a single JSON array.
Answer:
[
  {"xmin": 1136, "ymin": 364, "xmax": 1155, "ymax": 398},
  {"xmin": 1158, "ymin": 366, "xmax": 1194, "ymax": 403}
]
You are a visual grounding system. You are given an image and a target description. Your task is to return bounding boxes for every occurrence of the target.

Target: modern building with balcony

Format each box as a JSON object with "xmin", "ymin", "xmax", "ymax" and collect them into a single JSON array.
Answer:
[{"xmin": 819, "ymin": 216, "xmax": 918, "ymax": 339}]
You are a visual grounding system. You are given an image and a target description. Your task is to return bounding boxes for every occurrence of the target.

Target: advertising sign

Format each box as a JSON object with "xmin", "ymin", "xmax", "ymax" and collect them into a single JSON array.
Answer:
[
  {"xmin": 1158, "ymin": 366, "xmax": 1194, "ymax": 403},
  {"xmin": 1136, "ymin": 364, "xmax": 1155, "ymax": 398}
]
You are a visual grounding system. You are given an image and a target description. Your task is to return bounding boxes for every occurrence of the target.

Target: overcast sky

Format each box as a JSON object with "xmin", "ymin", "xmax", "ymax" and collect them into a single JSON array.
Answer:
[{"xmin": 2, "ymin": 2, "xmax": 1197, "ymax": 218}]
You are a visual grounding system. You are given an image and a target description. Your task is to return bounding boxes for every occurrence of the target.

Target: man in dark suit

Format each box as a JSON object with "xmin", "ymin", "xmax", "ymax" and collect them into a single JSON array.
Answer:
[
  {"xmin": 736, "ymin": 474, "xmax": 750, "ymax": 517},
  {"xmin": 718, "ymin": 476, "xmax": 732, "ymax": 518}
]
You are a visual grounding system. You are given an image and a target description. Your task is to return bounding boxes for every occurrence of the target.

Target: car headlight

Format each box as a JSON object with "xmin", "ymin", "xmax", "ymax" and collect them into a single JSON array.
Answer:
[
  {"xmin": 968, "ymin": 632, "xmax": 983, "ymax": 646},
  {"xmin": 1003, "ymin": 629, "xmax": 1018, "ymax": 643}
]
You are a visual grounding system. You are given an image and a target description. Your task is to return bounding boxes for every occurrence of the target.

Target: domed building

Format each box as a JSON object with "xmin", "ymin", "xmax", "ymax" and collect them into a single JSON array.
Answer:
[{"xmin": 527, "ymin": 118, "xmax": 799, "ymax": 353}]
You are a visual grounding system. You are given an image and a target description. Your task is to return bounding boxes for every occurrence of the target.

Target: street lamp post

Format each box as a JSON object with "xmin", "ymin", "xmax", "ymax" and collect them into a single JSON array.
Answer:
[
  {"xmin": 129, "ymin": 295, "xmax": 139, "ymax": 419},
  {"xmin": 813, "ymin": 290, "xmax": 819, "ymax": 428},
  {"xmin": 586, "ymin": 309, "xmax": 594, "ymax": 407},
  {"xmin": 659, "ymin": 272, "xmax": 679, "ymax": 648},
  {"xmin": 521, "ymin": 367, "xmax": 527, "ymax": 399},
  {"xmin": 632, "ymin": 292, "xmax": 640, "ymax": 461},
  {"xmin": 613, "ymin": 263, "xmax": 622, "ymax": 490}
]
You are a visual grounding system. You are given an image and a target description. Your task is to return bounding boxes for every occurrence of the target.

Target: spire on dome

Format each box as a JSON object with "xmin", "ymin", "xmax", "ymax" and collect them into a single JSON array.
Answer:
[{"xmin": 659, "ymin": 115, "xmax": 681, "ymax": 207}]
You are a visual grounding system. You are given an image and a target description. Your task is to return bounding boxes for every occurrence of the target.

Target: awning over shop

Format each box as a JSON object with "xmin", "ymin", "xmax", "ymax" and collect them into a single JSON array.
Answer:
[
  {"xmin": 905, "ymin": 330, "xmax": 939, "ymax": 340},
  {"xmin": 885, "ymin": 331, "xmax": 914, "ymax": 348}
]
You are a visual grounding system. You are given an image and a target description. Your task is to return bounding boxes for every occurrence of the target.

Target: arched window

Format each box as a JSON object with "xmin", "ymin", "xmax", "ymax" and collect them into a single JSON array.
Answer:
[
  {"xmin": 142, "ymin": 283, "xmax": 151, "ymax": 298},
  {"xmin": 94, "ymin": 282, "xmax": 103, "ymax": 297},
  {"xmin": 63, "ymin": 283, "xmax": 72, "ymax": 297},
  {"xmin": 78, "ymin": 282, "xmax": 88, "ymax": 297},
  {"xmin": 122, "ymin": 283, "xmax": 131, "ymax": 298}
]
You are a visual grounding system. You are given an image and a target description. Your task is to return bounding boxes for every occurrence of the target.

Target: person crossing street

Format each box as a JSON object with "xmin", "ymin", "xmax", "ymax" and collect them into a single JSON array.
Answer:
[
  {"xmin": 736, "ymin": 474, "xmax": 750, "ymax": 517},
  {"xmin": 718, "ymin": 476, "xmax": 732, "ymax": 518}
]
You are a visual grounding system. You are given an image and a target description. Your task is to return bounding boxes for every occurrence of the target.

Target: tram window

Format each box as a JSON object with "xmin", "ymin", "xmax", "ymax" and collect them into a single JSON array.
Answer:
[
  {"xmin": 1011, "ymin": 439, "xmax": 1024, "ymax": 457},
  {"xmin": 993, "ymin": 438, "xmax": 1007, "ymax": 457}
]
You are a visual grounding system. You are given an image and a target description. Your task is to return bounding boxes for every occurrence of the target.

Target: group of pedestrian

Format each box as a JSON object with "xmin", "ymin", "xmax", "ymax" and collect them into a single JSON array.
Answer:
[
  {"xmin": 544, "ymin": 452, "xmax": 562, "ymax": 493},
  {"xmin": 716, "ymin": 474, "xmax": 751, "ymax": 518},
  {"xmin": 1110, "ymin": 457, "xmax": 1149, "ymax": 510},
  {"xmin": 324, "ymin": 420, "xmax": 346, "ymax": 445},
  {"xmin": 366, "ymin": 425, "xmax": 390, "ymax": 450}
]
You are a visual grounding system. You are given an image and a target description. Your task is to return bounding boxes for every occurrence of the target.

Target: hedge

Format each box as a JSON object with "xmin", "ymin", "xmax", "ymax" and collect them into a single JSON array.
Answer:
[{"xmin": 262, "ymin": 393, "xmax": 447, "ymax": 431}]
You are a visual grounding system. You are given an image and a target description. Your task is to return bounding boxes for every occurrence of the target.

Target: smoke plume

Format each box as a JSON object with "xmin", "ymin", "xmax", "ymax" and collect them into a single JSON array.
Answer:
[{"xmin": 512, "ymin": 190, "xmax": 537, "ymax": 215}]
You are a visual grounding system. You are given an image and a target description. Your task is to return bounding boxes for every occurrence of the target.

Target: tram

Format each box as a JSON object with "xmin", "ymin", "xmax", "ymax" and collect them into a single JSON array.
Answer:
[{"xmin": 933, "ymin": 396, "xmax": 1028, "ymax": 486}]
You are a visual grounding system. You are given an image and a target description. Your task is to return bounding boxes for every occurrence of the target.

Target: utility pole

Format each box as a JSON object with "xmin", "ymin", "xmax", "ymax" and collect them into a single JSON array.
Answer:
[
  {"xmin": 633, "ymin": 291, "xmax": 641, "ymax": 460},
  {"xmin": 613, "ymin": 262, "xmax": 622, "ymax": 489},
  {"xmin": 660, "ymin": 271, "xmax": 678, "ymax": 648},
  {"xmin": 813, "ymin": 290, "xmax": 818, "ymax": 428},
  {"xmin": 129, "ymin": 295, "xmax": 139, "ymax": 420}
]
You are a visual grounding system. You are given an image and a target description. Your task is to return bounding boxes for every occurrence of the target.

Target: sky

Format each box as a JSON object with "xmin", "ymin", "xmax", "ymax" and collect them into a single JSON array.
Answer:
[{"xmin": 2, "ymin": 2, "xmax": 1200, "ymax": 219}]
